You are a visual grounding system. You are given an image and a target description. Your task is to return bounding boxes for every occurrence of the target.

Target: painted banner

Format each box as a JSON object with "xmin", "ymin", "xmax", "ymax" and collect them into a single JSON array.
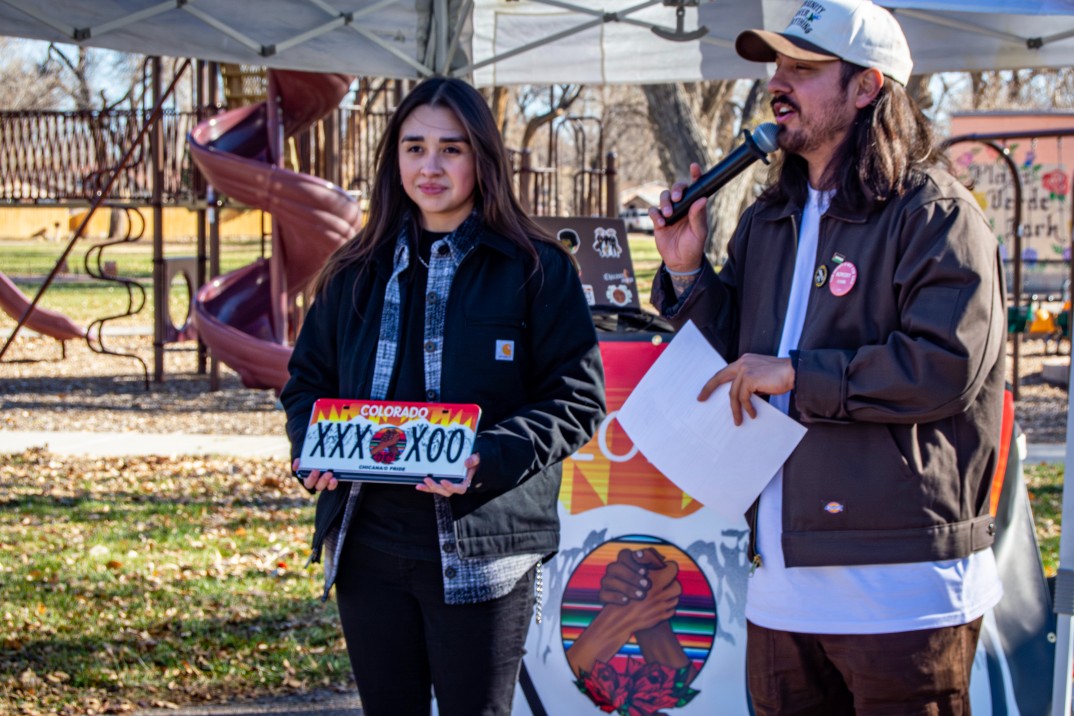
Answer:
[
  {"xmin": 951, "ymin": 146, "xmax": 1071, "ymax": 263},
  {"xmin": 512, "ymin": 340, "xmax": 1055, "ymax": 716},
  {"xmin": 516, "ymin": 338, "xmax": 751, "ymax": 715}
]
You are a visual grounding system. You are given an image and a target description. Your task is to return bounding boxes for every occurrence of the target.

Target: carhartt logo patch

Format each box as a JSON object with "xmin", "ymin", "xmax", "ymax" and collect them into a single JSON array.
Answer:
[{"xmin": 495, "ymin": 340, "xmax": 514, "ymax": 361}]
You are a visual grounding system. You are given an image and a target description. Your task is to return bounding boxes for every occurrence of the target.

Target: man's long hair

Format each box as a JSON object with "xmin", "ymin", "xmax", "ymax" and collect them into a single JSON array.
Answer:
[
  {"xmin": 313, "ymin": 77, "xmax": 557, "ymax": 296},
  {"xmin": 761, "ymin": 61, "xmax": 948, "ymax": 210}
]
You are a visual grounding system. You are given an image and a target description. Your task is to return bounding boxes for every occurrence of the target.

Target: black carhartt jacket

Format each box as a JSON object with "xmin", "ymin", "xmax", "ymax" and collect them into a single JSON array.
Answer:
[{"xmin": 281, "ymin": 226, "xmax": 606, "ymax": 564}]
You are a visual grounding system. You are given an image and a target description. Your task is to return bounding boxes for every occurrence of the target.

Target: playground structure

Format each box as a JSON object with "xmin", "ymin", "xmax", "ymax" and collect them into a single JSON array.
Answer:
[
  {"xmin": 0, "ymin": 272, "xmax": 85, "ymax": 348},
  {"xmin": 0, "ymin": 57, "xmax": 202, "ymax": 384},
  {"xmin": 187, "ymin": 69, "xmax": 361, "ymax": 389},
  {"xmin": 0, "ymin": 57, "xmax": 203, "ymax": 385},
  {"xmin": 0, "ymin": 65, "xmax": 620, "ymax": 390}
]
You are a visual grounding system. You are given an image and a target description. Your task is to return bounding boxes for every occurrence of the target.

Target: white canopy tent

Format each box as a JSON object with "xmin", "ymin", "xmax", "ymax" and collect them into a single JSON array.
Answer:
[
  {"xmin": 2, "ymin": 0, "xmax": 1074, "ymax": 85},
  {"xmin": 3, "ymin": 1, "xmax": 1074, "ymax": 715}
]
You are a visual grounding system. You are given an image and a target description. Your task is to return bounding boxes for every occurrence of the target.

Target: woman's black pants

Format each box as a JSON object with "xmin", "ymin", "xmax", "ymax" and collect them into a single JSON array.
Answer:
[{"xmin": 334, "ymin": 540, "xmax": 535, "ymax": 716}]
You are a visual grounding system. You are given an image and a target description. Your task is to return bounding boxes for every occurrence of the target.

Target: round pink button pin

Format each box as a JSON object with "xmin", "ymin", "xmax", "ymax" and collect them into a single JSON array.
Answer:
[{"xmin": 829, "ymin": 262, "xmax": 857, "ymax": 297}]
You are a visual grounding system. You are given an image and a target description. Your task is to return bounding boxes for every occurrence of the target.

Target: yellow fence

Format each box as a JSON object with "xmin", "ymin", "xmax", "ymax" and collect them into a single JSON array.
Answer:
[{"xmin": 0, "ymin": 206, "xmax": 267, "ymax": 242}]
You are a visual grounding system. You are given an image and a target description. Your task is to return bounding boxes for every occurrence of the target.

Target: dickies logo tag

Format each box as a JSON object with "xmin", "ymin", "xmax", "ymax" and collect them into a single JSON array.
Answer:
[
  {"xmin": 495, "ymin": 340, "xmax": 515, "ymax": 361},
  {"xmin": 824, "ymin": 501, "xmax": 845, "ymax": 514}
]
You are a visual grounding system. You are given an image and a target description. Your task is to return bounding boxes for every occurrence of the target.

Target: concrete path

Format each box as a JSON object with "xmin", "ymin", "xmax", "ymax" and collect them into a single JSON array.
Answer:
[
  {"xmin": 0, "ymin": 430, "xmax": 290, "ymax": 458},
  {"xmin": 0, "ymin": 429, "xmax": 1066, "ymax": 464},
  {"xmin": 1026, "ymin": 442, "xmax": 1067, "ymax": 464}
]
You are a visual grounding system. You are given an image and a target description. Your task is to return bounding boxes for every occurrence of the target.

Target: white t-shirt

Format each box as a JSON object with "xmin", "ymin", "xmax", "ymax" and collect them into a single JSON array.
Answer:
[{"xmin": 745, "ymin": 186, "xmax": 1004, "ymax": 635}]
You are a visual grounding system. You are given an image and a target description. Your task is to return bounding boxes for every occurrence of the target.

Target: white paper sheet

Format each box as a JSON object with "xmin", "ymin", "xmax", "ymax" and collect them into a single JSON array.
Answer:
[{"xmin": 616, "ymin": 320, "xmax": 807, "ymax": 521}]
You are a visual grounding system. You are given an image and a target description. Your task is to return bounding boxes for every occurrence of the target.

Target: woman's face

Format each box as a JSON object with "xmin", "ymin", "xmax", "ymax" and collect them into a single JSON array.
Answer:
[{"xmin": 397, "ymin": 104, "xmax": 477, "ymax": 232}]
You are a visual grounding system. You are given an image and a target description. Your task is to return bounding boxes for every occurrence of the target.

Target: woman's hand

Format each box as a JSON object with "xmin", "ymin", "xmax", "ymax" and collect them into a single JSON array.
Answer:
[
  {"xmin": 415, "ymin": 453, "xmax": 480, "ymax": 497},
  {"xmin": 293, "ymin": 458, "xmax": 338, "ymax": 492},
  {"xmin": 650, "ymin": 162, "xmax": 709, "ymax": 274},
  {"xmin": 612, "ymin": 559, "xmax": 682, "ymax": 632},
  {"xmin": 599, "ymin": 548, "xmax": 667, "ymax": 605}
]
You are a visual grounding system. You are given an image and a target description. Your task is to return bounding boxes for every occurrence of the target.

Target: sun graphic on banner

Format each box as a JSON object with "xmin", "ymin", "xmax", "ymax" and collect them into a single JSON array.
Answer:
[{"xmin": 562, "ymin": 342, "xmax": 702, "ymax": 518}]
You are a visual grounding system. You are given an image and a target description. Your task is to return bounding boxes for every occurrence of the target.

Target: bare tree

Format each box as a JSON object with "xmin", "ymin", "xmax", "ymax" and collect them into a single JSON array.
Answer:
[
  {"xmin": 516, "ymin": 84, "xmax": 585, "ymax": 152},
  {"xmin": 44, "ymin": 44, "xmax": 143, "ymax": 111},
  {"xmin": 488, "ymin": 86, "xmax": 511, "ymax": 135},
  {"xmin": 643, "ymin": 79, "xmax": 768, "ymax": 264},
  {"xmin": 643, "ymin": 84, "xmax": 714, "ymax": 185},
  {"xmin": 591, "ymin": 84, "xmax": 662, "ymax": 188},
  {"xmin": 495, "ymin": 85, "xmax": 590, "ymax": 215},
  {"xmin": 0, "ymin": 39, "xmax": 65, "ymax": 109},
  {"xmin": 940, "ymin": 69, "xmax": 1074, "ymax": 114},
  {"xmin": 41, "ymin": 44, "xmax": 147, "ymax": 235}
]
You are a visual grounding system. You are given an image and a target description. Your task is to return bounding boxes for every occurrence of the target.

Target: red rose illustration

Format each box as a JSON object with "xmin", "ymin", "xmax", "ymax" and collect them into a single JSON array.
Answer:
[
  {"xmin": 1042, "ymin": 170, "xmax": 1069, "ymax": 197},
  {"xmin": 577, "ymin": 658, "xmax": 699, "ymax": 716},
  {"xmin": 579, "ymin": 661, "xmax": 627, "ymax": 713},
  {"xmin": 629, "ymin": 662, "xmax": 681, "ymax": 714}
]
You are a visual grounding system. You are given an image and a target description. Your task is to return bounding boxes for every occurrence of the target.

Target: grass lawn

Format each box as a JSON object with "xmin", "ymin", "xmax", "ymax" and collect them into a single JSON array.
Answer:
[
  {"xmin": 1026, "ymin": 462, "xmax": 1062, "ymax": 576},
  {"xmin": 1, "ymin": 236, "xmax": 662, "ymax": 329},
  {"xmin": 627, "ymin": 232, "xmax": 663, "ymax": 302},
  {"xmin": 0, "ymin": 450, "xmax": 352, "ymax": 714},
  {"xmin": 0, "ymin": 239, "xmax": 265, "ymax": 329},
  {"xmin": 0, "ymin": 238, "xmax": 265, "ymax": 281}
]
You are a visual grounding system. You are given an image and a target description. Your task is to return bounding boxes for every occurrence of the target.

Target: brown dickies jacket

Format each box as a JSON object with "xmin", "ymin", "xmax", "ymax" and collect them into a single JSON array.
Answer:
[{"xmin": 652, "ymin": 168, "xmax": 1006, "ymax": 568}]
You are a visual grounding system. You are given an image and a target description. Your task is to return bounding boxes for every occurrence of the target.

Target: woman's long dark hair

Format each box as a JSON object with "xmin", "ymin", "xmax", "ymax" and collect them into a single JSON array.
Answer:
[
  {"xmin": 761, "ymin": 62, "xmax": 949, "ymax": 211},
  {"xmin": 314, "ymin": 77, "xmax": 558, "ymax": 295}
]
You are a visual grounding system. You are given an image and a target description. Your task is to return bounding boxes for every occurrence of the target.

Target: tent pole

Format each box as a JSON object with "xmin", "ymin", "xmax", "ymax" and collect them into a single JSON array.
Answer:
[
  {"xmin": 1052, "ymin": 365, "xmax": 1074, "ymax": 715},
  {"xmin": 1053, "ymin": 164, "xmax": 1074, "ymax": 716},
  {"xmin": 1054, "ymin": 620, "xmax": 1073, "ymax": 716},
  {"xmin": 434, "ymin": 0, "xmax": 448, "ymax": 74},
  {"xmin": 152, "ymin": 56, "xmax": 165, "ymax": 382}
]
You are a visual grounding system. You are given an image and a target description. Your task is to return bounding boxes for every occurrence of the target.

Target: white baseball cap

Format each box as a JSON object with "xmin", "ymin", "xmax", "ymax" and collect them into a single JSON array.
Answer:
[{"xmin": 736, "ymin": 0, "xmax": 913, "ymax": 86}]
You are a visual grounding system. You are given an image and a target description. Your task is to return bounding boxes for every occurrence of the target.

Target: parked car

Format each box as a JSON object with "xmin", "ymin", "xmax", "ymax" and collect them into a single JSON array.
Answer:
[{"xmin": 619, "ymin": 207, "xmax": 654, "ymax": 234}]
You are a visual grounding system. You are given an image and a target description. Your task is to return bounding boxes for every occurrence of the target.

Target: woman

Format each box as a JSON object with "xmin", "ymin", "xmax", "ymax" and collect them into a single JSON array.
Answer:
[{"xmin": 280, "ymin": 77, "xmax": 606, "ymax": 716}]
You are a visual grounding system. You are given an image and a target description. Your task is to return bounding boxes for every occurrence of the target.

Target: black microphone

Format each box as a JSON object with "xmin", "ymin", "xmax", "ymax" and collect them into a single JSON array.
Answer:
[{"xmin": 664, "ymin": 122, "xmax": 780, "ymax": 226}]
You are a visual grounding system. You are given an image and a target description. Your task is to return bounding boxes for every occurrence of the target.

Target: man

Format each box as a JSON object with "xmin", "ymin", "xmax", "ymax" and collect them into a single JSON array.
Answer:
[{"xmin": 649, "ymin": 0, "xmax": 1006, "ymax": 713}]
